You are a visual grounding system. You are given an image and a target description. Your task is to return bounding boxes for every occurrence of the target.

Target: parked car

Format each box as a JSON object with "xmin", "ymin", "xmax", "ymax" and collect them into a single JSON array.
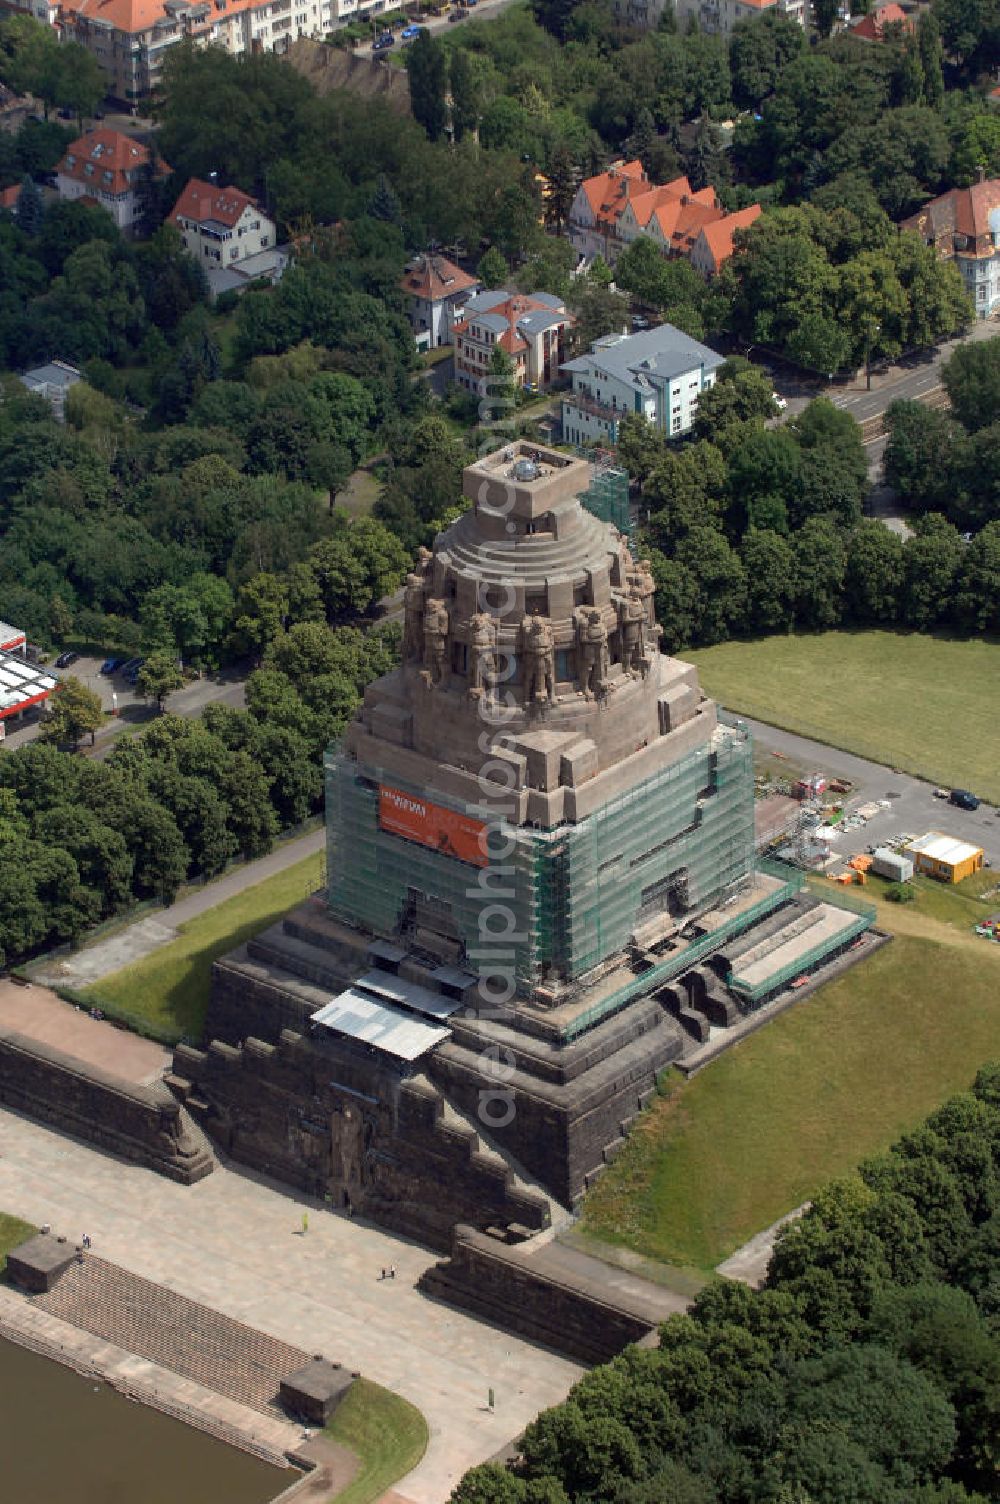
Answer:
[
  {"xmin": 99, "ymin": 656, "xmax": 123, "ymax": 675},
  {"xmin": 123, "ymin": 658, "xmax": 145, "ymax": 684},
  {"xmin": 774, "ymin": 395, "xmax": 788, "ymax": 411},
  {"xmin": 401, "ymin": 23, "xmax": 424, "ymax": 37},
  {"xmin": 631, "ymin": 315, "xmax": 649, "ymax": 331},
  {"xmin": 372, "ymin": 31, "xmax": 395, "ymax": 48},
  {"xmin": 950, "ymin": 789, "xmax": 980, "ymax": 810},
  {"xmin": 55, "ymin": 650, "xmax": 79, "ymax": 669}
]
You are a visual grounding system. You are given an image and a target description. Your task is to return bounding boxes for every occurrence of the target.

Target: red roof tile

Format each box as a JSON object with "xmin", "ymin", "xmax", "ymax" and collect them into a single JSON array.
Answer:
[
  {"xmin": 168, "ymin": 177, "xmax": 260, "ymax": 230},
  {"xmin": 400, "ymin": 253, "xmax": 478, "ymax": 303},
  {"xmin": 56, "ymin": 128, "xmax": 167, "ymax": 197}
]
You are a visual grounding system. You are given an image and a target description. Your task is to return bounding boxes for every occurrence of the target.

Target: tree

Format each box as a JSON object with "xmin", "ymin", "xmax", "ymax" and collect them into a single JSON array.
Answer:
[
  {"xmin": 900, "ymin": 516, "xmax": 962, "ymax": 628},
  {"xmin": 39, "ymin": 675, "xmax": 103, "ymax": 749},
  {"xmin": 694, "ymin": 359, "xmax": 779, "ymax": 440},
  {"xmin": 450, "ymin": 47, "xmax": 479, "ymax": 144},
  {"xmin": 730, "ymin": 11, "xmax": 805, "ymax": 111},
  {"xmin": 793, "ymin": 516, "xmax": 846, "ymax": 630},
  {"xmin": 367, "ymin": 173, "xmax": 402, "ymax": 225},
  {"xmin": 487, "ymin": 341, "xmax": 517, "ymax": 410},
  {"xmin": 812, "ymin": 0, "xmax": 839, "ymax": 38},
  {"xmin": 544, "ymin": 144, "xmax": 580, "ymax": 232},
  {"xmin": 137, "ymin": 651, "xmax": 184, "ymax": 712},
  {"xmin": 477, "ymin": 246, "xmax": 508, "ymax": 290},
  {"xmin": 675, "ymin": 525, "xmax": 747, "ymax": 645},
  {"xmin": 843, "ymin": 520, "xmax": 905, "ymax": 625},
  {"xmin": 740, "ymin": 528, "xmax": 797, "ymax": 633},
  {"xmin": 954, "ymin": 520, "xmax": 1000, "ymax": 632},
  {"xmin": 883, "ymin": 400, "xmax": 963, "ymax": 512},
  {"xmin": 943, "ymin": 337, "xmax": 1000, "ymax": 433},
  {"xmin": 14, "ymin": 174, "xmax": 43, "ymax": 237},
  {"xmin": 53, "ymin": 41, "xmax": 105, "ymax": 127},
  {"xmin": 918, "ymin": 12, "xmax": 944, "ymax": 108},
  {"xmin": 407, "ymin": 31, "xmax": 448, "ymax": 143}
]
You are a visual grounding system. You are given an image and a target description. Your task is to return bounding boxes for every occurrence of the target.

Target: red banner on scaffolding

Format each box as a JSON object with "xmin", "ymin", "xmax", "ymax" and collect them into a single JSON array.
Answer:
[{"xmin": 378, "ymin": 784, "xmax": 488, "ymax": 867}]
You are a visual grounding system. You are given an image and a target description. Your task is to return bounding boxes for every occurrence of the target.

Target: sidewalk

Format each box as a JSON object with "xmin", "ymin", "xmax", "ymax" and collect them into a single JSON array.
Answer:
[{"xmin": 30, "ymin": 826, "xmax": 324, "ymax": 991}]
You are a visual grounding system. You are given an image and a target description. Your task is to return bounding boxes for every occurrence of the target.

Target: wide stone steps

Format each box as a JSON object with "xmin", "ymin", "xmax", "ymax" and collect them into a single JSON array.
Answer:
[{"xmin": 33, "ymin": 1256, "xmax": 309, "ymax": 1416}]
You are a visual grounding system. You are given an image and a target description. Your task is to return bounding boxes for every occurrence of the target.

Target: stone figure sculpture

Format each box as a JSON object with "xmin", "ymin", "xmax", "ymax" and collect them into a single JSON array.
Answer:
[
  {"xmin": 468, "ymin": 612, "xmax": 496, "ymax": 696},
  {"xmin": 402, "ymin": 573, "xmax": 426, "ymax": 663},
  {"xmin": 577, "ymin": 607, "xmax": 609, "ymax": 699},
  {"xmin": 521, "ymin": 609, "xmax": 555, "ymax": 703},
  {"xmin": 618, "ymin": 586, "xmax": 647, "ymax": 677},
  {"xmin": 629, "ymin": 557, "xmax": 656, "ymax": 627},
  {"xmin": 423, "ymin": 598, "xmax": 449, "ymax": 685}
]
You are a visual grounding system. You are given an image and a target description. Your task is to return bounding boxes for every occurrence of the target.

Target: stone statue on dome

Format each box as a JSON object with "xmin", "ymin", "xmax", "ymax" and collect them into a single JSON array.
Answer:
[
  {"xmin": 468, "ymin": 613, "xmax": 496, "ymax": 696},
  {"xmin": 618, "ymin": 586, "xmax": 647, "ymax": 678},
  {"xmin": 521, "ymin": 609, "xmax": 555, "ymax": 703},
  {"xmin": 423, "ymin": 598, "xmax": 450, "ymax": 686},
  {"xmin": 402, "ymin": 573, "xmax": 427, "ymax": 663},
  {"xmin": 577, "ymin": 607, "xmax": 609, "ymax": 699}
]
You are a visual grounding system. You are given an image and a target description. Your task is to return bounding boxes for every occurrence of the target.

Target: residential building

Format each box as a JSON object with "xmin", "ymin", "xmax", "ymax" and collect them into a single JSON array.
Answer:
[
  {"xmin": 55, "ymin": 128, "xmax": 168, "ymax": 233},
  {"xmin": 38, "ymin": 0, "xmax": 399, "ymax": 102},
  {"xmin": 400, "ymin": 254, "xmax": 479, "ymax": 351},
  {"xmin": 453, "ymin": 291, "xmax": 574, "ymax": 397},
  {"xmin": 0, "ymin": 184, "xmax": 22, "ymax": 213},
  {"xmin": 18, "ymin": 360, "xmax": 81, "ymax": 420},
  {"xmin": 849, "ymin": 1, "xmax": 914, "ymax": 39},
  {"xmin": 690, "ymin": 204, "xmax": 762, "ymax": 277},
  {"xmin": 901, "ymin": 178, "xmax": 1000, "ymax": 319},
  {"xmin": 616, "ymin": 0, "xmax": 804, "ymax": 35},
  {"xmin": 568, "ymin": 161, "xmax": 761, "ymax": 272},
  {"xmin": 168, "ymin": 178, "xmax": 276, "ymax": 271},
  {"xmin": 561, "ymin": 323, "xmax": 724, "ymax": 446}
]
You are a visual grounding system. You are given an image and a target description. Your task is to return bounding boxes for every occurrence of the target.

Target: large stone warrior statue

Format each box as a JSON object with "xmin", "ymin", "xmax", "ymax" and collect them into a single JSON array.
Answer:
[
  {"xmin": 577, "ymin": 607, "xmax": 609, "ymax": 699},
  {"xmin": 628, "ymin": 557, "xmax": 657, "ymax": 629},
  {"xmin": 423, "ymin": 598, "xmax": 450, "ymax": 686},
  {"xmin": 402, "ymin": 573, "xmax": 426, "ymax": 663},
  {"xmin": 618, "ymin": 586, "xmax": 647, "ymax": 678},
  {"xmin": 521, "ymin": 609, "xmax": 555, "ymax": 703},
  {"xmin": 468, "ymin": 612, "xmax": 496, "ymax": 696}
]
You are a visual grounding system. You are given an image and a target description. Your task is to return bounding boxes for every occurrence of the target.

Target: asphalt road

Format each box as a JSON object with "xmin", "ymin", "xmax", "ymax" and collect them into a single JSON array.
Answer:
[
  {"xmin": 743, "ymin": 715, "xmax": 1000, "ymax": 870},
  {"xmin": 355, "ymin": 0, "xmax": 519, "ymax": 54}
]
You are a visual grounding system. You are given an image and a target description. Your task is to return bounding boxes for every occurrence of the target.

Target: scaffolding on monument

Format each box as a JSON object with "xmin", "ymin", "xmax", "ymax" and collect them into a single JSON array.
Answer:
[{"xmin": 578, "ymin": 449, "xmax": 634, "ymax": 549}]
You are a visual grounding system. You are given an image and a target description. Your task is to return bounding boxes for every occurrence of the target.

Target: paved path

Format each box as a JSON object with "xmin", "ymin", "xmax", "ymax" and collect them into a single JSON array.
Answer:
[
  {"xmin": 0, "ymin": 1109, "xmax": 582, "ymax": 1504},
  {"xmin": 31, "ymin": 826, "xmax": 325, "ymax": 991},
  {"xmin": 715, "ymin": 1205, "xmax": 808, "ymax": 1288},
  {"xmin": 0, "ymin": 981, "xmax": 169, "ymax": 1083}
]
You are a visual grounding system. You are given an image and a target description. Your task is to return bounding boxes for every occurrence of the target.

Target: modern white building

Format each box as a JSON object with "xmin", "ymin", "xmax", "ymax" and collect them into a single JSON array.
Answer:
[
  {"xmin": 561, "ymin": 324, "xmax": 724, "ymax": 447},
  {"xmin": 18, "ymin": 360, "xmax": 81, "ymax": 421}
]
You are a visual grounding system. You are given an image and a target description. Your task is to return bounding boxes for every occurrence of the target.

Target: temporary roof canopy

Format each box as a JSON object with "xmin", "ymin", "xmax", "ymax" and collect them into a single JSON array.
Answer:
[
  {"xmin": 0, "ymin": 649, "xmax": 58, "ymax": 719},
  {"xmin": 905, "ymin": 832, "xmax": 983, "ymax": 866},
  {"xmin": 311, "ymin": 991, "xmax": 450, "ymax": 1062}
]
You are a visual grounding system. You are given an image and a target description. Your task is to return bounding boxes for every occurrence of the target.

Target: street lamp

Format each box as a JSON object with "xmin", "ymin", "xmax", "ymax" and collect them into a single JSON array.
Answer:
[{"xmin": 865, "ymin": 321, "xmax": 881, "ymax": 392}]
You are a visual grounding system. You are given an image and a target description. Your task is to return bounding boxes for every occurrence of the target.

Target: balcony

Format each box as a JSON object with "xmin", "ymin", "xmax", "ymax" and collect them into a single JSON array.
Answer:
[{"xmin": 563, "ymin": 389, "xmax": 621, "ymax": 424}]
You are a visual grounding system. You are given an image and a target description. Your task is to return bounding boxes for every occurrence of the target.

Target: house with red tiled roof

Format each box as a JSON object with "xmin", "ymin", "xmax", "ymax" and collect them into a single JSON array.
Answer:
[
  {"xmin": 400, "ymin": 253, "xmax": 480, "ymax": 351},
  {"xmin": 567, "ymin": 160, "xmax": 648, "ymax": 264},
  {"xmin": 453, "ymin": 291, "xmax": 574, "ymax": 398},
  {"xmin": 902, "ymin": 178, "xmax": 1000, "ymax": 318},
  {"xmin": 850, "ymin": 2, "xmax": 914, "ymax": 39},
  {"xmin": 570, "ymin": 160, "xmax": 761, "ymax": 276},
  {"xmin": 0, "ymin": 184, "xmax": 21, "ymax": 213},
  {"xmin": 55, "ymin": 128, "xmax": 168, "ymax": 233},
  {"xmin": 690, "ymin": 204, "xmax": 763, "ymax": 277},
  {"xmin": 168, "ymin": 177, "xmax": 275, "ymax": 272}
]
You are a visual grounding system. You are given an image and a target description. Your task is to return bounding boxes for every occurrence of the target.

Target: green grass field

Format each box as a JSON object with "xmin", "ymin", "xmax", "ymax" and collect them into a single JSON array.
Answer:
[
  {"xmin": 0, "ymin": 1213, "xmax": 36, "ymax": 1278},
  {"xmin": 326, "ymin": 1378, "xmax": 428, "ymax": 1504},
  {"xmin": 580, "ymin": 875, "xmax": 1000, "ymax": 1271},
  {"xmin": 85, "ymin": 851, "xmax": 323, "ymax": 1041},
  {"xmin": 688, "ymin": 632, "xmax": 1000, "ymax": 805}
]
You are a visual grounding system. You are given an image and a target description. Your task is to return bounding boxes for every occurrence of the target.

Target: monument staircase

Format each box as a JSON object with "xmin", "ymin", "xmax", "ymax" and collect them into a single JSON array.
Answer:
[{"xmin": 33, "ymin": 1256, "xmax": 309, "ymax": 1415}]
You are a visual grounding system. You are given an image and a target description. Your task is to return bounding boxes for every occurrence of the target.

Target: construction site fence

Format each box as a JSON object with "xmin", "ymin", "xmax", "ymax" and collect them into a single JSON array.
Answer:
[{"xmin": 562, "ymin": 857, "xmax": 804, "ymax": 1042}]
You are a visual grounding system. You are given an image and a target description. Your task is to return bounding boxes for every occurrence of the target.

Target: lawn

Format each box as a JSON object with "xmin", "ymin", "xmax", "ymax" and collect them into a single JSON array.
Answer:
[
  {"xmin": 326, "ymin": 1378, "xmax": 428, "ymax": 1504},
  {"xmin": 580, "ymin": 875, "xmax": 1000, "ymax": 1271},
  {"xmin": 687, "ymin": 632, "xmax": 1000, "ymax": 805},
  {"xmin": 0, "ymin": 1213, "xmax": 36, "ymax": 1278},
  {"xmin": 84, "ymin": 851, "xmax": 324, "ymax": 1042}
]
